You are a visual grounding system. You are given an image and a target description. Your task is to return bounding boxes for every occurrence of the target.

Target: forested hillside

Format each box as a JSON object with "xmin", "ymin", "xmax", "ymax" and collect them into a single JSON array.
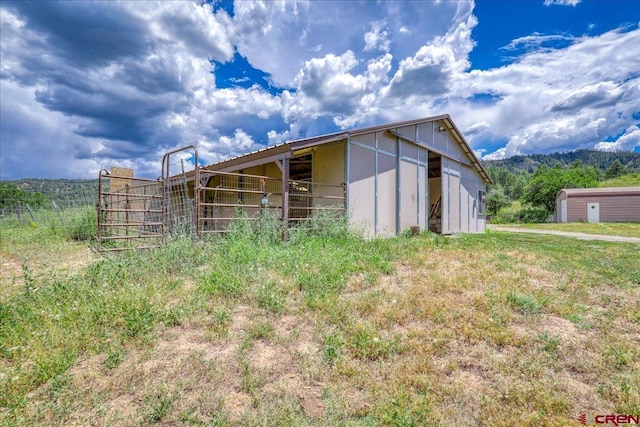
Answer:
[
  {"xmin": 0, "ymin": 182, "xmax": 50, "ymax": 209},
  {"xmin": 482, "ymin": 149, "xmax": 640, "ymax": 174},
  {"xmin": 1, "ymin": 179, "xmax": 97, "ymax": 207},
  {"xmin": 480, "ymin": 149, "xmax": 640, "ymax": 222}
]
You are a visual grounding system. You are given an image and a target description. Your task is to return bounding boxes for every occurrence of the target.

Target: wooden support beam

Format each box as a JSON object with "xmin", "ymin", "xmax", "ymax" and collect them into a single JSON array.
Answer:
[
  {"xmin": 275, "ymin": 157, "xmax": 285, "ymax": 173},
  {"xmin": 282, "ymin": 157, "xmax": 290, "ymax": 240}
]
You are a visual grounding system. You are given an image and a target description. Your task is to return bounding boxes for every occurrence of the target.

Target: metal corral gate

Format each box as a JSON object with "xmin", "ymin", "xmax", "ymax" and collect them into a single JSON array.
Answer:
[
  {"xmin": 97, "ymin": 146, "xmax": 199, "ymax": 252},
  {"xmin": 97, "ymin": 146, "xmax": 346, "ymax": 251},
  {"xmin": 97, "ymin": 170, "xmax": 165, "ymax": 251}
]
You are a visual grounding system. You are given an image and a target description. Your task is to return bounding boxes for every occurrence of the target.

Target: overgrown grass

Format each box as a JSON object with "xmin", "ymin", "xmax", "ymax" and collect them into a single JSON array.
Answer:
[
  {"xmin": 1, "ymin": 216, "xmax": 638, "ymax": 425},
  {"xmin": 0, "ymin": 206, "xmax": 97, "ymax": 244},
  {"xmin": 0, "ymin": 236, "xmax": 204, "ymax": 413},
  {"xmin": 599, "ymin": 172, "xmax": 640, "ymax": 187}
]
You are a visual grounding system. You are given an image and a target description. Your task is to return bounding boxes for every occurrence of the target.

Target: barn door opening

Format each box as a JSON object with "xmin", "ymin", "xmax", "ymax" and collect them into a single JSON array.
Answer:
[{"xmin": 428, "ymin": 154, "xmax": 442, "ymax": 234}]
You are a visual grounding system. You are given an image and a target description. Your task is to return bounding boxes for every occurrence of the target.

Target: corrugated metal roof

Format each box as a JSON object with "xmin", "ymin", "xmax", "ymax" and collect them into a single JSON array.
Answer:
[
  {"xmin": 202, "ymin": 114, "xmax": 492, "ymax": 184},
  {"xmin": 559, "ymin": 187, "xmax": 640, "ymax": 197},
  {"xmin": 208, "ymin": 131, "xmax": 349, "ymax": 168}
]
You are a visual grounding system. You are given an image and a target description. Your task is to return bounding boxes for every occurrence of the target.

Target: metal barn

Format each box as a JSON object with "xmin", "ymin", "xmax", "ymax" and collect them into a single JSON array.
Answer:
[
  {"xmin": 201, "ymin": 115, "xmax": 492, "ymax": 237},
  {"xmin": 556, "ymin": 187, "xmax": 640, "ymax": 223}
]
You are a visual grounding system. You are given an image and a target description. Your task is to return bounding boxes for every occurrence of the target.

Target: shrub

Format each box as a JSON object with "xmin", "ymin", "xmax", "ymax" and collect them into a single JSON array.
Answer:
[
  {"xmin": 288, "ymin": 210, "xmax": 355, "ymax": 243},
  {"xmin": 490, "ymin": 202, "xmax": 548, "ymax": 224},
  {"xmin": 518, "ymin": 206, "xmax": 548, "ymax": 223},
  {"xmin": 490, "ymin": 202, "xmax": 523, "ymax": 224}
]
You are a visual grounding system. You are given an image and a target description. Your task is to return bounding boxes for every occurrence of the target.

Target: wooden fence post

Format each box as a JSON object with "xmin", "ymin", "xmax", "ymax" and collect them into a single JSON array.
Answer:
[
  {"xmin": 52, "ymin": 200, "xmax": 62, "ymax": 220},
  {"xmin": 25, "ymin": 203, "xmax": 36, "ymax": 222}
]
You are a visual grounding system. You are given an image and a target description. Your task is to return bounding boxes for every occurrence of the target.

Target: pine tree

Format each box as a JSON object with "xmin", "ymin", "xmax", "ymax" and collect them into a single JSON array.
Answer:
[{"xmin": 605, "ymin": 160, "xmax": 626, "ymax": 179}]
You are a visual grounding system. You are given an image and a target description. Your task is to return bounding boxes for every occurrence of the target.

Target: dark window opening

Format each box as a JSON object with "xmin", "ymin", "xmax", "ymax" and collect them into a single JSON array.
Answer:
[
  {"xmin": 290, "ymin": 154, "xmax": 312, "ymax": 181},
  {"xmin": 478, "ymin": 190, "xmax": 487, "ymax": 215}
]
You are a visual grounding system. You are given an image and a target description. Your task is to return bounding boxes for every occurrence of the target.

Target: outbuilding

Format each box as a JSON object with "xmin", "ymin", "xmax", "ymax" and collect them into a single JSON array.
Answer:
[
  {"xmin": 199, "ymin": 115, "xmax": 492, "ymax": 237},
  {"xmin": 556, "ymin": 187, "xmax": 640, "ymax": 223}
]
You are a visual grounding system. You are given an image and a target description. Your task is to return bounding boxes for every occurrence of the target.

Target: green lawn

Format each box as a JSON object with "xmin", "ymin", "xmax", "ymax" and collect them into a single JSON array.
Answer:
[{"xmin": 2, "ymin": 220, "xmax": 639, "ymax": 426}]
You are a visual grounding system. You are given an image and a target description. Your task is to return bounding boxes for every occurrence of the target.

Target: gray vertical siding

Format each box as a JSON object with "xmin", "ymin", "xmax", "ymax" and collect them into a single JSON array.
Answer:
[
  {"xmin": 346, "ymin": 120, "xmax": 489, "ymax": 236},
  {"xmin": 441, "ymin": 158, "xmax": 450, "ymax": 234}
]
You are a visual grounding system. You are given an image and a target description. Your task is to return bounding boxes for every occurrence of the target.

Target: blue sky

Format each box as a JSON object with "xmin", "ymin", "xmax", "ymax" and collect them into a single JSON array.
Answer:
[{"xmin": 1, "ymin": 0, "xmax": 639, "ymax": 179}]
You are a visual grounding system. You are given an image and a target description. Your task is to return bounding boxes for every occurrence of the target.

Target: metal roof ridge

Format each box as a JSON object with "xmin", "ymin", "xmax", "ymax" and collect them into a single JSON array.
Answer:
[{"xmin": 203, "ymin": 114, "xmax": 485, "ymax": 172}]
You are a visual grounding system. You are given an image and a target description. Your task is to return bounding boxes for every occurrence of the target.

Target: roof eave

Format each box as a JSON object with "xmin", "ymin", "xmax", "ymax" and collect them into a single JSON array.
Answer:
[{"xmin": 442, "ymin": 116, "xmax": 493, "ymax": 185}]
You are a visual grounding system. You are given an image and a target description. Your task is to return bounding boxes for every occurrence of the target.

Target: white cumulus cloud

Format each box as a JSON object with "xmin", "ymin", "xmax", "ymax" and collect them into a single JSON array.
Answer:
[
  {"xmin": 364, "ymin": 21, "xmax": 391, "ymax": 52},
  {"xmin": 544, "ymin": 0, "xmax": 582, "ymax": 7},
  {"xmin": 594, "ymin": 126, "xmax": 640, "ymax": 152},
  {"xmin": 1, "ymin": 0, "xmax": 639, "ymax": 179}
]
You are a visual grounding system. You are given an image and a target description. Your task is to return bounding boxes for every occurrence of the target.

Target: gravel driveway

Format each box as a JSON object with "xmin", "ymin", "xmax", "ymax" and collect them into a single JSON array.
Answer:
[{"xmin": 487, "ymin": 225, "xmax": 640, "ymax": 244}]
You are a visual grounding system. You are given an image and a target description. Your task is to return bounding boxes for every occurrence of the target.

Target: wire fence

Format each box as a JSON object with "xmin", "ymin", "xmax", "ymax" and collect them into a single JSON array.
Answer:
[
  {"xmin": 0, "ymin": 181, "xmax": 98, "ymax": 241},
  {"xmin": 198, "ymin": 170, "xmax": 346, "ymax": 234}
]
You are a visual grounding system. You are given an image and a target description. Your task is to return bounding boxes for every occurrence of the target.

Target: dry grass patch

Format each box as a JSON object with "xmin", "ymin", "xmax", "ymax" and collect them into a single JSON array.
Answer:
[
  {"xmin": 13, "ymin": 304, "xmax": 330, "ymax": 426},
  {"xmin": 315, "ymin": 234, "xmax": 639, "ymax": 426}
]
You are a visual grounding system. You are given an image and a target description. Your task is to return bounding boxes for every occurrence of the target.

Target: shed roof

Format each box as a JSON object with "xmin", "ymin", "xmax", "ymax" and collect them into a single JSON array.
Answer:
[
  {"xmin": 203, "ymin": 114, "xmax": 492, "ymax": 184},
  {"xmin": 558, "ymin": 186, "xmax": 640, "ymax": 198}
]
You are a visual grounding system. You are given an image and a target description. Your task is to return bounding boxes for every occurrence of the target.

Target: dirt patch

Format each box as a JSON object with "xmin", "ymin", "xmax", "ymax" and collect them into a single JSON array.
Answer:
[
  {"xmin": 1, "ymin": 245, "xmax": 97, "ymax": 300},
  {"xmin": 100, "ymin": 394, "xmax": 140, "ymax": 425},
  {"xmin": 60, "ymin": 313, "xmax": 252, "ymax": 425},
  {"xmin": 222, "ymin": 391, "xmax": 253, "ymax": 420},
  {"xmin": 378, "ymin": 263, "xmax": 416, "ymax": 295},
  {"xmin": 269, "ymin": 313, "xmax": 319, "ymax": 355},
  {"xmin": 273, "ymin": 314, "xmax": 298, "ymax": 337},
  {"xmin": 299, "ymin": 384, "xmax": 326, "ymax": 418},
  {"xmin": 538, "ymin": 314, "xmax": 580, "ymax": 341},
  {"xmin": 0, "ymin": 253, "xmax": 24, "ymax": 298},
  {"xmin": 50, "ymin": 302, "xmax": 332, "ymax": 425},
  {"xmin": 249, "ymin": 340, "xmax": 280, "ymax": 372},
  {"xmin": 560, "ymin": 373, "xmax": 612, "ymax": 415},
  {"xmin": 229, "ymin": 304, "xmax": 251, "ymax": 333},
  {"xmin": 60, "ymin": 245, "xmax": 97, "ymax": 273}
]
